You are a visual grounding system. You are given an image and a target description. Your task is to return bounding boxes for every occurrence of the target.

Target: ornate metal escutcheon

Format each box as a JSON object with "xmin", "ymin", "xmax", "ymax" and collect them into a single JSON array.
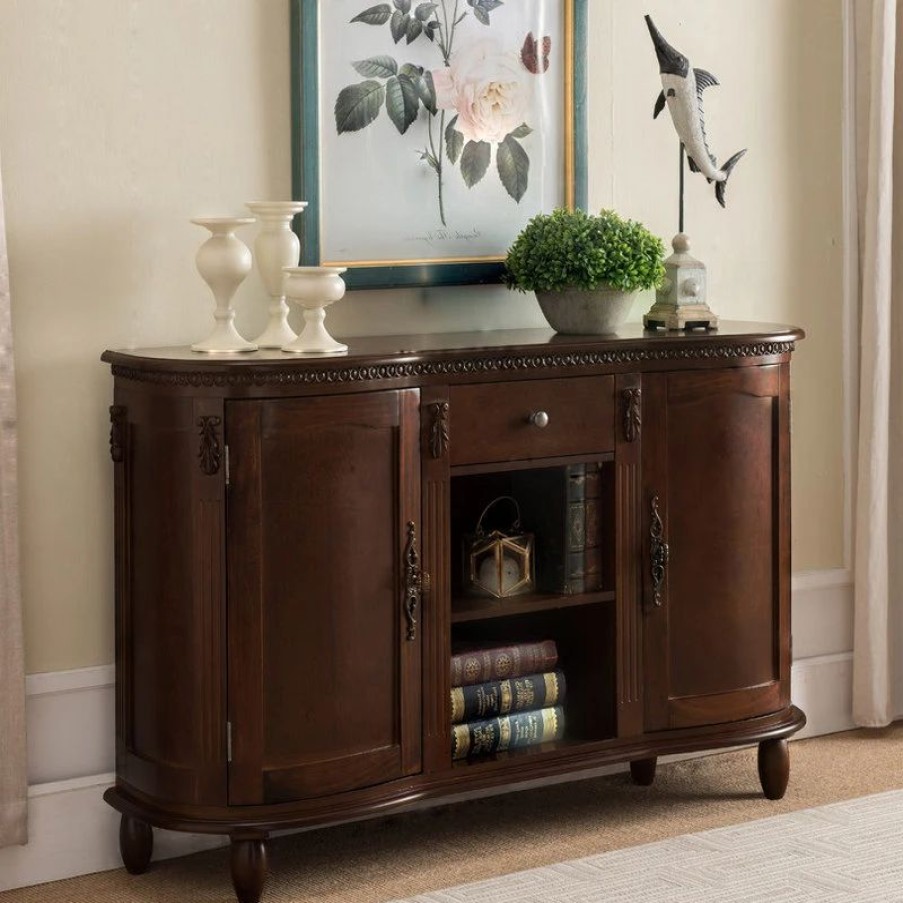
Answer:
[
  {"xmin": 650, "ymin": 495, "xmax": 669, "ymax": 607},
  {"xmin": 623, "ymin": 387, "xmax": 642, "ymax": 443},
  {"xmin": 429, "ymin": 401, "xmax": 450, "ymax": 459},
  {"xmin": 109, "ymin": 406, "xmax": 126, "ymax": 463},
  {"xmin": 403, "ymin": 521, "xmax": 422, "ymax": 641},
  {"xmin": 197, "ymin": 416, "xmax": 222, "ymax": 476}
]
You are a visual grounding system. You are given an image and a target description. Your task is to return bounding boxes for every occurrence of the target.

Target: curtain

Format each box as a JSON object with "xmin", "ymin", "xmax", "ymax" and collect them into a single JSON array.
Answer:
[
  {"xmin": 852, "ymin": 0, "xmax": 903, "ymax": 726},
  {"xmin": 0, "ymin": 150, "xmax": 26, "ymax": 846}
]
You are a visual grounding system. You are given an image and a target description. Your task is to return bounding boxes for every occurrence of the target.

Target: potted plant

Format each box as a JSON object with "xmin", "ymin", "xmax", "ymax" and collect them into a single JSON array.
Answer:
[{"xmin": 505, "ymin": 208, "xmax": 666, "ymax": 334}]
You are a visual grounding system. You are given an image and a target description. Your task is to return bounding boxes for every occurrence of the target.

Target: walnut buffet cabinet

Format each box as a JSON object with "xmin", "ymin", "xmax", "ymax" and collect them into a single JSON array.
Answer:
[{"xmin": 102, "ymin": 324, "xmax": 806, "ymax": 903}]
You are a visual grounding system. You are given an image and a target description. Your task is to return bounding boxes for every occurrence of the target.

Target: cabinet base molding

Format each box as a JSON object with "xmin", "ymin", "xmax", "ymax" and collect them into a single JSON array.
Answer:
[{"xmin": 103, "ymin": 706, "xmax": 805, "ymax": 838}]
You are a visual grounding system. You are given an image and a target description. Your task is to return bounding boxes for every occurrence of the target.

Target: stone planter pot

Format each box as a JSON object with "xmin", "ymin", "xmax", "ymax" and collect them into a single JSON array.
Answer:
[{"xmin": 535, "ymin": 286, "xmax": 635, "ymax": 335}]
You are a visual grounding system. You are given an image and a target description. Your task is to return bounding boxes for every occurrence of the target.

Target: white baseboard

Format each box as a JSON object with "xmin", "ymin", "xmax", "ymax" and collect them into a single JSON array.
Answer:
[
  {"xmin": 0, "ymin": 774, "xmax": 226, "ymax": 893},
  {"xmin": 25, "ymin": 665, "xmax": 115, "ymax": 785},
  {"xmin": 5, "ymin": 569, "xmax": 854, "ymax": 892},
  {"xmin": 791, "ymin": 652, "xmax": 855, "ymax": 739}
]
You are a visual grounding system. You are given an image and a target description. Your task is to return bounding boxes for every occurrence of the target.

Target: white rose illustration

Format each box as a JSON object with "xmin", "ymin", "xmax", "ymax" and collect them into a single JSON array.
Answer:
[{"xmin": 433, "ymin": 39, "xmax": 534, "ymax": 145}]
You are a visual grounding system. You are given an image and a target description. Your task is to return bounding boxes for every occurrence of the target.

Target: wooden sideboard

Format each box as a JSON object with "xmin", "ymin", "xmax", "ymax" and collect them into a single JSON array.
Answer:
[{"xmin": 101, "ymin": 323, "xmax": 806, "ymax": 903}]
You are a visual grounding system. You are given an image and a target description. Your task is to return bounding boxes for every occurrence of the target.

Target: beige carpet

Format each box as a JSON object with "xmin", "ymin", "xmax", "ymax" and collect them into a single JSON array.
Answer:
[
  {"xmin": 394, "ymin": 790, "xmax": 903, "ymax": 902},
  {"xmin": 2, "ymin": 725, "xmax": 902, "ymax": 903}
]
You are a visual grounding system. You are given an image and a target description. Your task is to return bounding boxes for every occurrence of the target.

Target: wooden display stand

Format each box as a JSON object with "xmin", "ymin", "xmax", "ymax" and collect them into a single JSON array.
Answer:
[{"xmin": 101, "ymin": 323, "xmax": 806, "ymax": 903}]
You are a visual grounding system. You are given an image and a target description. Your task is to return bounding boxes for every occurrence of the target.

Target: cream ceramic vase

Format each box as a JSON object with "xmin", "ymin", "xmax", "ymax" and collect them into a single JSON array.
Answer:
[
  {"xmin": 190, "ymin": 217, "xmax": 257, "ymax": 353},
  {"xmin": 246, "ymin": 201, "xmax": 308, "ymax": 348},
  {"xmin": 282, "ymin": 267, "xmax": 348, "ymax": 354}
]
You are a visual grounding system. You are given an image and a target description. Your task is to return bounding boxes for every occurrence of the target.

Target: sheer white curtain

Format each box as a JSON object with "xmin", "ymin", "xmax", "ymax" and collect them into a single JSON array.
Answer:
[
  {"xmin": 0, "ymin": 150, "xmax": 26, "ymax": 846},
  {"xmin": 852, "ymin": 0, "xmax": 903, "ymax": 726}
]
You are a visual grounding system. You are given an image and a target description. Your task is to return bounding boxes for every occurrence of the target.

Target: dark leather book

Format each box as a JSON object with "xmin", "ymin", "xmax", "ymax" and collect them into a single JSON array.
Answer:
[
  {"xmin": 515, "ymin": 463, "xmax": 603, "ymax": 594},
  {"xmin": 582, "ymin": 463, "xmax": 604, "ymax": 592},
  {"xmin": 451, "ymin": 706, "xmax": 565, "ymax": 760},
  {"xmin": 450, "ymin": 640, "xmax": 558, "ymax": 687},
  {"xmin": 450, "ymin": 670, "xmax": 567, "ymax": 724}
]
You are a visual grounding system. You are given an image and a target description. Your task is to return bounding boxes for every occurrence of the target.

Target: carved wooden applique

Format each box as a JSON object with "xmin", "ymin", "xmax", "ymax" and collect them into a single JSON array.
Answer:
[
  {"xmin": 429, "ymin": 401, "xmax": 450, "ymax": 459},
  {"xmin": 623, "ymin": 387, "xmax": 642, "ymax": 443},
  {"xmin": 197, "ymin": 416, "xmax": 222, "ymax": 476},
  {"xmin": 109, "ymin": 406, "xmax": 126, "ymax": 463}
]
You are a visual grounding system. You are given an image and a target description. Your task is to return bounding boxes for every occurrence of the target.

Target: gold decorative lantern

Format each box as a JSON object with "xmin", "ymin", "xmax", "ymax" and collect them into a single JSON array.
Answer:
[{"xmin": 463, "ymin": 497, "xmax": 534, "ymax": 599}]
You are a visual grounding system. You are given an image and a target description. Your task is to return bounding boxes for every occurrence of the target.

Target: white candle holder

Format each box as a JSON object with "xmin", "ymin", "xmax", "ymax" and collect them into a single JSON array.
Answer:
[
  {"xmin": 245, "ymin": 201, "xmax": 308, "ymax": 348},
  {"xmin": 282, "ymin": 267, "xmax": 348, "ymax": 355},
  {"xmin": 190, "ymin": 217, "xmax": 257, "ymax": 353}
]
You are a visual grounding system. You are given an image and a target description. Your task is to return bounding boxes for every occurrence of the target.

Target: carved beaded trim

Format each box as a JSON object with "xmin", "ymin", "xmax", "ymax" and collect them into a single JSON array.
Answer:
[{"xmin": 111, "ymin": 341, "xmax": 795, "ymax": 388}]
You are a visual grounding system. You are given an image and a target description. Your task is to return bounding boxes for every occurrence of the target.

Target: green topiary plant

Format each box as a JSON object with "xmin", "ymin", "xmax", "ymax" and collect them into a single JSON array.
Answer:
[{"xmin": 505, "ymin": 208, "xmax": 666, "ymax": 294}]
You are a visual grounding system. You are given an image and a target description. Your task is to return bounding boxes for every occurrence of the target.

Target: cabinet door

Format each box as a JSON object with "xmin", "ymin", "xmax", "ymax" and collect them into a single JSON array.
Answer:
[
  {"xmin": 642, "ymin": 365, "xmax": 790, "ymax": 731},
  {"xmin": 226, "ymin": 390, "xmax": 422, "ymax": 805}
]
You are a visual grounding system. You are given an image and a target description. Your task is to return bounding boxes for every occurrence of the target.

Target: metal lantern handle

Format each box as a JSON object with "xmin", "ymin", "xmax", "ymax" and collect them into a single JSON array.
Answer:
[{"xmin": 475, "ymin": 496, "xmax": 523, "ymax": 537}]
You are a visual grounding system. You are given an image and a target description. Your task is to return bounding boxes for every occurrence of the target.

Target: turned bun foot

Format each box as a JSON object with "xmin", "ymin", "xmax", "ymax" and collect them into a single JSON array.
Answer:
[
  {"xmin": 119, "ymin": 814, "xmax": 153, "ymax": 875},
  {"xmin": 630, "ymin": 757, "xmax": 657, "ymax": 786},
  {"xmin": 757, "ymin": 738, "xmax": 790, "ymax": 800},
  {"xmin": 230, "ymin": 836, "xmax": 268, "ymax": 903}
]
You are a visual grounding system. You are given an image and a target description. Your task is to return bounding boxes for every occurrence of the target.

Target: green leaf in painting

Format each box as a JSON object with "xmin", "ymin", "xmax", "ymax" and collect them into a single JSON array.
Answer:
[
  {"xmin": 406, "ymin": 18, "xmax": 423, "ymax": 43},
  {"xmin": 497, "ymin": 135, "xmax": 530, "ymax": 201},
  {"xmin": 394, "ymin": 0, "xmax": 411, "ymax": 12},
  {"xmin": 351, "ymin": 4, "xmax": 393, "ymax": 25},
  {"xmin": 400, "ymin": 62, "xmax": 424, "ymax": 78},
  {"xmin": 473, "ymin": 6, "xmax": 490, "ymax": 25},
  {"xmin": 352, "ymin": 56, "xmax": 398, "ymax": 78},
  {"xmin": 460, "ymin": 140, "xmax": 491, "ymax": 187},
  {"xmin": 335, "ymin": 80, "xmax": 386, "ymax": 133},
  {"xmin": 390, "ymin": 10, "xmax": 408, "ymax": 42},
  {"xmin": 417, "ymin": 70, "xmax": 437, "ymax": 114},
  {"xmin": 415, "ymin": 2, "xmax": 438, "ymax": 20},
  {"xmin": 445, "ymin": 115, "xmax": 464, "ymax": 164},
  {"xmin": 385, "ymin": 74, "xmax": 420, "ymax": 134},
  {"xmin": 509, "ymin": 123, "xmax": 532, "ymax": 139}
]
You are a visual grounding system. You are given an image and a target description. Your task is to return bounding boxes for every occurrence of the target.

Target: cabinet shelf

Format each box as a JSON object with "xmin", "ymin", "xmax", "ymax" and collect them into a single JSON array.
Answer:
[
  {"xmin": 450, "ymin": 736, "xmax": 612, "ymax": 770},
  {"xmin": 451, "ymin": 590, "xmax": 615, "ymax": 624}
]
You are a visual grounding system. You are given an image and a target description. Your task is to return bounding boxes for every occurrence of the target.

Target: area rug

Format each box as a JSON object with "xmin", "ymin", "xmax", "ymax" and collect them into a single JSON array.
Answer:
[{"xmin": 391, "ymin": 789, "xmax": 903, "ymax": 902}]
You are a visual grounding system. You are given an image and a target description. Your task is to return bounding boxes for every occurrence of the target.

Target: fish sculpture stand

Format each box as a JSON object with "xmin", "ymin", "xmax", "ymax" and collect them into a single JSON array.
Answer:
[{"xmin": 643, "ymin": 15, "xmax": 746, "ymax": 331}]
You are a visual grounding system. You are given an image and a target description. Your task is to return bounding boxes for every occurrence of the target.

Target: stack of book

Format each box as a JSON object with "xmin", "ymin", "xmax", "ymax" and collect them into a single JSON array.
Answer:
[{"xmin": 450, "ymin": 640, "xmax": 566, "ymax": 760}]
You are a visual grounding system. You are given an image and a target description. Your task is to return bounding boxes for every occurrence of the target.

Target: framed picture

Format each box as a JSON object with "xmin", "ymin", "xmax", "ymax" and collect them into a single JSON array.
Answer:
[{"xmin": 291, "ymin": 0, "xmax": 587, "ymax": 290}]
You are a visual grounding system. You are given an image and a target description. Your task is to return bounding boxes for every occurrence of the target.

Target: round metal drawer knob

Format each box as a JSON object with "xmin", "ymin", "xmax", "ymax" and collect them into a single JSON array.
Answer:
[{"xmin": 529, "ymin": 411, "xmax": 550, "ymax": 429}]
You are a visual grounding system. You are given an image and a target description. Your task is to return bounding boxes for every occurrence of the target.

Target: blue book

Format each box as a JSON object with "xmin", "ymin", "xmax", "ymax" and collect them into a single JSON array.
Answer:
[{"xmin": 451, "ymin": 706, "xmax": 565, "ymax": 760}]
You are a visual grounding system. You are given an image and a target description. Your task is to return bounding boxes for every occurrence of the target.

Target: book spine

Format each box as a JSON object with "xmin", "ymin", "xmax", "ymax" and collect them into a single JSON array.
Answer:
[
  {"xmin": 450, "ymin": 670, "xmax": 566, "ymax": 724},
  {"xmin": 451, "ymin": 640, "xmax": 558, "ymax": 687},
  {"xmin": 451, "ymin": 706, "xmax": 565, "ymax": 760},
  {"xmin": 565, "ymin": 464, "xmax": 587, "ymax": 594},
  {"xmin": 582, "ymin": 463, "xmax": 604, "ymax": 592}
]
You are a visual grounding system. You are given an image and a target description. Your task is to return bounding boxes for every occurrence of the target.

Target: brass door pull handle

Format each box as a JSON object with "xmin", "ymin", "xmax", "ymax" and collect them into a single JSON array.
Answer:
[
  {"xmin": 403, "ymin": 521, "xmax": 421, "ymax": 641},
  {"xmin": 650, "ymin": 495, "xmax": 669, "ymax": 608}
]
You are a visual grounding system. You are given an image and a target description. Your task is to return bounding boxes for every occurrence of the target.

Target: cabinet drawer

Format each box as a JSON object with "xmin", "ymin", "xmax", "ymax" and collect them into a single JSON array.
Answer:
[{"xmin": 449, "ymin": 376, "xmax": 614, "ymax": 466}]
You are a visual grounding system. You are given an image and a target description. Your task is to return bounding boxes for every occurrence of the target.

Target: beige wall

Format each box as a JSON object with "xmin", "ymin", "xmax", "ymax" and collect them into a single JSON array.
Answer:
[{"xmin": 0, "ymin": 0, "xmax": 844, "ymax": 674}]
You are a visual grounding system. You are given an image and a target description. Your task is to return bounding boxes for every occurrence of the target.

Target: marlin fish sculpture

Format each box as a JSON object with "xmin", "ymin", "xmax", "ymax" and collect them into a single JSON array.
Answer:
[{"xmin": 645, "ymin": 15, "xmax": 746, "ymax": 208}]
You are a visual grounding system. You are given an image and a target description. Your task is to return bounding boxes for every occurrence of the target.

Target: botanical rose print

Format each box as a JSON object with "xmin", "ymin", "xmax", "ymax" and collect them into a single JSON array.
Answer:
[
  {"xmin": 432, "ymin": 39, "xmax": 534, "ymax": 144},
  {"xmin": 338, "ymin": 0, "xmax": 552, "ymax": 224}
]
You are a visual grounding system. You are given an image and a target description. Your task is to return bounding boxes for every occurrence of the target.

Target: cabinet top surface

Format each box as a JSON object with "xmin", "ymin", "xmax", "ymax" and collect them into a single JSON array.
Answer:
[{"xmin": 103, "ymin": 322, "xmax": 803, "ymax": 372}]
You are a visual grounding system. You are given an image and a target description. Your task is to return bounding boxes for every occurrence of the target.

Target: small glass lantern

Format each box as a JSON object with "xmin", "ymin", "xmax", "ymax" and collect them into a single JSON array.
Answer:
[{"xmin": 463, "ymin": 497, "xmax": 534, "ymax": 599}]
